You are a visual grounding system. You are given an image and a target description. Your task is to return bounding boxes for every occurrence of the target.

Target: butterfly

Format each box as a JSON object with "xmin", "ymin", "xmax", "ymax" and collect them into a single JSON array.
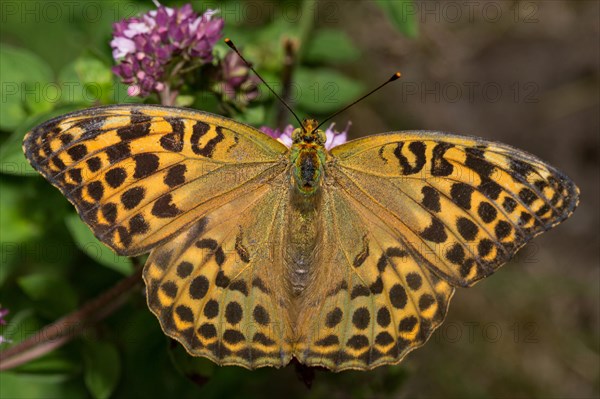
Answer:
[{"xmin": 23, "ymin": 104, "xmax": 579, "ymax": 371}]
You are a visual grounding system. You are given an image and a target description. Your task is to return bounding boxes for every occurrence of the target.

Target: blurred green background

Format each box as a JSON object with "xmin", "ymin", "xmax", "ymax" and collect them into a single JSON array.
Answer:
[{"xmin": 1, "ymin": 0, "xmax": 598, "ymax": 398}]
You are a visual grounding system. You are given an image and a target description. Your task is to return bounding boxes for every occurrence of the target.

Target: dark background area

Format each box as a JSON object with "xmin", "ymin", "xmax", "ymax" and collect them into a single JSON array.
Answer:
[{"xmin": 1, "ymin": 1, "xmax": 598, "ymax": 398}]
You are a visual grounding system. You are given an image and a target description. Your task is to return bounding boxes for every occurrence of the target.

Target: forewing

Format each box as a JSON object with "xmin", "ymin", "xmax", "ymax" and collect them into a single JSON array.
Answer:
[
  {"xmin": 294, "ymin": 185, "xmax": 454, "ymax": 370},
  {"xmin": 330, "ymin": 131, "xmax": 579, "ymax": 287},
  {"xmin": 144, "ymin": 172, "xmax": 294, "ymax": 368},
  {"xmin": 23, "ymin": 105, "xmax": 288, "ymax": 256}
]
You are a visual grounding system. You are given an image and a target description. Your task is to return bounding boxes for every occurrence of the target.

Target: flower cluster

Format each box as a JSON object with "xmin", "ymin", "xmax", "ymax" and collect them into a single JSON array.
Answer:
[
  {"xmin": 111, "ymin": 1, "xmax": 223, "ymax": 97},
  {"xmin": 260, "ymin": 121, "xmax": 350, "ymax": 149}
]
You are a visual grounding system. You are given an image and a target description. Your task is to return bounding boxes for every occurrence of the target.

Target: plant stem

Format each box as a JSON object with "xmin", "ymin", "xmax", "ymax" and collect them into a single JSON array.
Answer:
[
  {"xmin": 0, "ymin": 265, "xmax": 143, "ymax": 371},
  {"xmin": 276, "ymin": 39, "xmax": 298, "ymax": 129},
  {"xmin": 159, "ymin": 84, "xmax": 179, "ymax": 106},
  {"xmin": 297, "ymin": 0, "xmax": 317, "ymax": 61},
  {"xmin": 275, "ymin": 0, "xmax": 316, "ymax": 127}
]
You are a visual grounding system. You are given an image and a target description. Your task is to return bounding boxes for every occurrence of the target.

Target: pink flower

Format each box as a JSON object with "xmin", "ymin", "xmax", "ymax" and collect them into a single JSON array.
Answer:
[
  {"xmin": 260, "ymin": 125, "xmax": 294, "ymax": 148},
  {"xmin": 324, "ymin": 121, "xmax": 350, "ymax": 150},
  {"xmin": 111, "ymin": 2, "xmax": 224, "ymax": 97}
]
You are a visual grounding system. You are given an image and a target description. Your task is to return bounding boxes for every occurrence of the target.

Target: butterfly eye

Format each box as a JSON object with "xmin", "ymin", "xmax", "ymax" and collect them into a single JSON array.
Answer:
[
  {"xmin": 316, "ymin": 129, "xmax": 327, "ymax": 145},
  {"xmin": 291, "ymin": 127, "xmax": 304, "ymax": 143}
]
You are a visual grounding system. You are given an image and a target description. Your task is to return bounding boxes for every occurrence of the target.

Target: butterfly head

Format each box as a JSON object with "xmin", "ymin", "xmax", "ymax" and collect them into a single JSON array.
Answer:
[{"xmin": 292, "ymin": 119, "xmax": 326, "ymax": 146}]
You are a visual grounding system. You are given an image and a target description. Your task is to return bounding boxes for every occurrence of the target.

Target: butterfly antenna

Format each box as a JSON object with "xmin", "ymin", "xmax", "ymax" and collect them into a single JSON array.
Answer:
[
  {"xmin": 225, "ymin": 38, "xmax": 304, "ymax": 128},
  {"xmin": 313, "ymin": 72, "xmax": 402, "ymax": 132}
]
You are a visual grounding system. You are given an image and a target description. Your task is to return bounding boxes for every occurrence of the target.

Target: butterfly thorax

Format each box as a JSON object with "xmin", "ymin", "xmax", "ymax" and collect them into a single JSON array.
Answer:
[{"xmin": 290, "ymin": 119, "xmax": 327, "ymax": 196}]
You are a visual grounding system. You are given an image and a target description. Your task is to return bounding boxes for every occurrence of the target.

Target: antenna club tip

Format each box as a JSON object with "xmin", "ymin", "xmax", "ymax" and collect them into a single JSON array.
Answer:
[
  {"xmin": 390, "ymin": 72, "xmax": 402, "ymax": 81},
  {"xmin": 225, "ymin": 38, "xmax": 235, "ymax": 48}
]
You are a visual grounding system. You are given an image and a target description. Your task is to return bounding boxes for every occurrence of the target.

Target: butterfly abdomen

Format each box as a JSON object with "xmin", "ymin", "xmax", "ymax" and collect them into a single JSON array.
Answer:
[{"xmin": 285, "ymin": 169, "xmax": 324, "ymax": 297}]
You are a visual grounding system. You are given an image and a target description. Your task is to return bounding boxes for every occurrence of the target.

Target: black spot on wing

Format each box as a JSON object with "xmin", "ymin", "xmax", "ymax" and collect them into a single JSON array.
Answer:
[
  {"xmin": 253, "ymin": 305, "xmax": 270, "ymax": 325},
  {"xmin": 215, "ymin": 271, "xmax": 230, "ymax": 288},
  {"xmin": 316, "ymin": 335, "xmax": 339, "ymax": 347},
  {"xmin": 346, "ymin": 335, "xmax": 369, "ymax": 350},
  {"xmin": 369, "ymin": 277, "xmax": 384, "ymax": 294},
  {"xmin": 164, "ymin": 164, "xmax": 187, "ymax": 187},
  {"xmin": 87, "ymin": 156, "xmax": 102, "ymax": 172},
  {"xmin": 230, "ymin": 280, "xmax": 249, "ymax": 296},
  {"xmin": 450, "ymin": 183, "xmax": 474, "ymax": 210},
  {"xmin": 175, "ymin": 305, "xmax": 194, "ymax": 323},
  {"xmin": 393, "ymin": 141, "xmax": 426, "ymax": 175},
  {"xmin": 390, "ymin": 284, "xmax": 407, "ymax": 309},
  {"xmin": 66, "ymin": 144, "xmax": 88, "ymax": 161},
  {"xmin": 495, "ymin": 220, "xmax": 512, "ymax": 240},
  {"xmin": 457, "ymin": 217, "xmax": 479, "ymax": 241},
  {"xmin": 133, "ymin": 153, "xmax": 160, "ymax": 179},
  {"xmin": 420, "ymin": 217, "xmax": 447, "ymax": 243},
  {"xmin": 421, "ymin": 186, "xmax": 441, "ymax": 212},
  {"xmin": 350, "ymin": 285, "xmax": 370, "ymax": 299},
  {"xmin": 189, "ymin": 275, "xmax": 209, "ymax": 299},
  {"xmin": 129, "ymin": 213, "xmax": 149, "ymax": 235},
  {"xmin": 326, "ymin": 308, "xmax": 343, "ymax": 328},
  {"xmin": 376, "ymin": 307, "xmax": 391, "ymax": 327},
  {"xmin": 352, "ymin": 307, "xmax": 370, "ymax": 330},
  {"xmin": 225, "ymin": 302, "xmax": 243, "ymax": 324},
  {"xmin": 503, "ymin": 197, "xmax": 517, "ymax": 212},
  {"xmin": 121, "ymin": 187, "xmax": 145, "ymax": 210},
  {"xmin": 445, "ymin": 243, "xmax": 465, "ymax": 265},
  {"xmin": 465, "ymin": 148, "xmax": 503, "ymax": 200},
  {"xmin": 177, "ymin": 261, "xmax": 193, "ymax": 278},
  {"xmin": 160, "ymin": 117, "xmax": 185, "ymax": 152},
  {"xmin": 203, "ymin": 300, "xmax": 219, "ymax": 318},
  {"xmin": 196, "ymin": 238, "xmax": 225, "ymax": 266},
  {"xmin": 430, "ymin": 142, "xmax": 454, "ymax": 176},
  {"xmin": 101, "ymin": 202, "xmax": 117, "ymax": 224},
  {"xmin": 223, "ymin": 329, "xmax": 245, "ymax": 344},
  {"xmin": 117, "ymin": 121, "xmax": 150, "ymax": 140},
  {"xmin": 191, "ymin": 122, "xmax": 224, "ymax": 158},
  {"xmin": 252, "ymin": 277, "xmax": 270, "ymax": 294},
  {"xmin": 105, "ymin": 167, "xmax": 127, "ymax": 188},
  {"xmin": 151, "ymin": 194, "xmax": 182, "ymax": 218},
  {"xmin": 105, "ymin": 142, "xmax": 131, "ymax": 164},
  {"xmin": 519, "ymin": 188, "xmax": 538, "ymax": 205},
  {"xmin": 87, "ymin": 181, "xmax": 104, "ymax": 201},
  {"xmin": 353, "ymin": 236, "xmax": 370, "ymax": 267},
  {"xmin": 405, "ymin": 272, "xmax": 422, "ymax": 291},
  {"xmin": 376, "ymin": 247, "xmax": 407, "ymax": 272},
  {"xmin": 129, "ymin": 109, "xmax": 152, "ymax": 124},
  {"xmin": 478, "ymin": 202, "xmax": 497, "ymax": 223},
  {"xmin": 510, "ymin": 158, "xmax": 535, "ymax": 177}
]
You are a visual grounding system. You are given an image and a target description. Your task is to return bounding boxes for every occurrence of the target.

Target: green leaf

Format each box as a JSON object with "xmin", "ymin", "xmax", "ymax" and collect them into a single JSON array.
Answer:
[
  {"xmin": 1, "ymin": 105, "xmax": 87, "ymax": 176},
  {"xmin": 0, "ymin": 371, "xmax": 83, "ymax": 399},
  {"xmin": 83, "ymin": 340, "xmax": 121, "ymax": 399},
  {"xmin": 15, "ymin": 354, "xmax": 81, "ymax": 375},
  {"xmin": 305, "ymin": 29, "xmax": 360, "ymax": 64},
  {"xmin": 65, "ymin": 214, "xmax": 133, "ymax": 275},
  {"xmin": 0, "ymin": 44, "xmax": 54, "ymax": 130},
  {"xmin": 168, "ymin": 342, "xmax": 216, "ymax": 385},
  {"xmin": 294, "ymin": 68, "xmax": 364, "ymax": 115},
  {"xmin": 58, "ymin": 56, "xmax": 115, "ymax": 105},
  {"xmin": 375, "ymin": 0, "xmax": 419, "ymax": 38},
  {"xmin": 0, "ymin": 180, "xmax": 40, "ymax": 243},
  {"xmin": 235, "ymin": 106, "xmax": 266, "ymax": 127},
  {"xmin": 0, "ymin": 121, "xmax": 37, "ymax": 177},
  {"xmin": 18, "ymin": 274, "xmax": 78, "ymax": 317}
]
